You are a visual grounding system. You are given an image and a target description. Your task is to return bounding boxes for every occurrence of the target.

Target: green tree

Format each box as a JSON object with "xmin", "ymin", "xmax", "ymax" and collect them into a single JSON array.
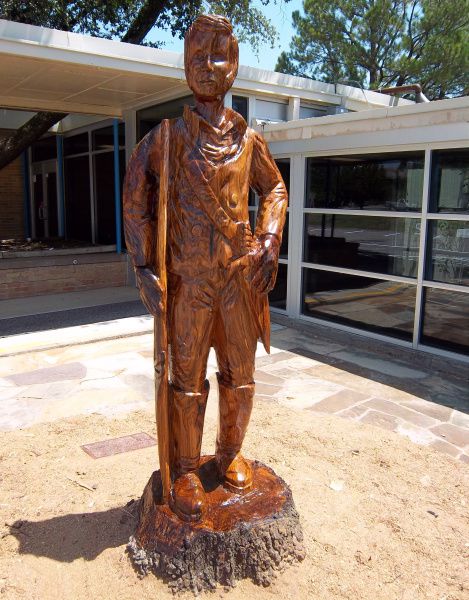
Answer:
[
  {"xmin": 275, "ymin": 0, "xmax": 469, "ymax": 100},
  {"xmin": 0, "ymin": 0, "xmax": 283, "ymax": 171}
]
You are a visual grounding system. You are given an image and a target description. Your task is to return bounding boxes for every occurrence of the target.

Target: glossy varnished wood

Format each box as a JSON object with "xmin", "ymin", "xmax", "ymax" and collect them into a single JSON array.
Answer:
[
  {"xmin": 129, "ymin": 457, "xmax": 304, "ymax": 592},
  {"xmin": 137, "ymin": 457, "xmax": 287, "ymax": 544}
]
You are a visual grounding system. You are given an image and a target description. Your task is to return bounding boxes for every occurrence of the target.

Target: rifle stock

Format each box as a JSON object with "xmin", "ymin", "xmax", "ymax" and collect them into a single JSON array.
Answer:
[{"xmin": 154, "ymin": 119, "xmax": 171, "ymax": 503}]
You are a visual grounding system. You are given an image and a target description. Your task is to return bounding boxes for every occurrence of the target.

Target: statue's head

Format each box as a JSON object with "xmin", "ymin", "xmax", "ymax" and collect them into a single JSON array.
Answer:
[{"xmin": 184, "ymin": 15, "xmax": 239, "ymax": 102}]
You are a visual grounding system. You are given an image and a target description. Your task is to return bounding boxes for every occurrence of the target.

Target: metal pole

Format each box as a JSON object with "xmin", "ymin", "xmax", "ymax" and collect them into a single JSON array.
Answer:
[
  {"xmin": 21, "ymin": 152, "xmax": 31, "ymax": 239},
  {"xmin": 56, "ymin": 135, "xmax": 65, "ymax": 237},
  {"xmin": 113, "ymin": 119, "xmax": 122, "ymax": 253}
]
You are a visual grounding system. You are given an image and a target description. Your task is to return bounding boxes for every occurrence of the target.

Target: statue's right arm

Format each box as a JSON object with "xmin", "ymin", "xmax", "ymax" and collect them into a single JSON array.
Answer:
[{"xmin": 123, "ymin": 126, "xmax": 164, "ymax": 316}]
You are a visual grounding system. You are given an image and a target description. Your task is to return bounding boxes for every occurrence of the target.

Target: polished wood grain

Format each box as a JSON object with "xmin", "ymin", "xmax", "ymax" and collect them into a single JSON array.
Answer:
[
  {"xmin": 154, "ymin": 118, "xmax": 171, "ymax": 503},
  {"xmin": 123, "ymin": 14, "xmax": 288, "ymax": 522},
  {"xmin": 128, "ymin": 457, "xmax": 305, "ymax": 592}
]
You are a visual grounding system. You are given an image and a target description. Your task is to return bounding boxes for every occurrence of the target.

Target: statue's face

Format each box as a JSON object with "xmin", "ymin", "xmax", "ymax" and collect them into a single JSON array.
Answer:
[{"xmin": 185, "ymin": 30, "xmax": 238, "ymax": 101}]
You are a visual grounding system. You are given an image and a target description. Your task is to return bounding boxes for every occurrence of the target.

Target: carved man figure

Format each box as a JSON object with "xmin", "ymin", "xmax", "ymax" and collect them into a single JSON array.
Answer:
[{"xmin": 124, "ymin": 14, "xmax": 287, "ymax": 523}]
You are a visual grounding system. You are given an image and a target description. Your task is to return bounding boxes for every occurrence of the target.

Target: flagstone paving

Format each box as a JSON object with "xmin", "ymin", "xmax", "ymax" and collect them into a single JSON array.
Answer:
[{"xmin": 0, "ymin": 317, "xmax": 468, "ymax": 462}]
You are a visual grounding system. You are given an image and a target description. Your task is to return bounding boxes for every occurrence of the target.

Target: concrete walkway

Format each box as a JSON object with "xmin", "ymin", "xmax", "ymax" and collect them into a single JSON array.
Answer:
[{"xmin": 0, "ymin": 315, "xmax": 468, "ymax": 462}]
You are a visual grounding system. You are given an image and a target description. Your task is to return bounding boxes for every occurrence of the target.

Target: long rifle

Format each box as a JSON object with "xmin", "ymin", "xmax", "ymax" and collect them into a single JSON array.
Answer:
[{"xmin": 154, "ymin": 119, "xmax": 171, "ymax": 503}]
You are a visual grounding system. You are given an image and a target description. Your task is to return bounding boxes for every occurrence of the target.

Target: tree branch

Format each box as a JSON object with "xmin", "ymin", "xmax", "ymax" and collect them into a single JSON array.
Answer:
[
  {"xmin": 121, "ymin": 0, "xmax": 168, "ymax": 44},
  {"xmin": 0, "ymin": 111, "xmax": 66, "ymax": 171}
]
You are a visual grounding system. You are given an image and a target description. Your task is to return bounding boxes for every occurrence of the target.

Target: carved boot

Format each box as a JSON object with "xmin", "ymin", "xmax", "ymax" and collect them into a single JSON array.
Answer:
[
  {"xmin": 169, "ymin": 380, "xmax": 209, "ymax": 522},
  {"xmin": 215, "ymin": 374, "xmax": 254, "ymax": 493}
]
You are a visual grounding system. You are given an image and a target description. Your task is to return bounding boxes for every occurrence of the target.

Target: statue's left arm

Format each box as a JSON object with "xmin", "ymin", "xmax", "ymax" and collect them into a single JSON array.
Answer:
[{"xmin": 249, "ymin": 131, "xmax": 288, "ymax": 294}]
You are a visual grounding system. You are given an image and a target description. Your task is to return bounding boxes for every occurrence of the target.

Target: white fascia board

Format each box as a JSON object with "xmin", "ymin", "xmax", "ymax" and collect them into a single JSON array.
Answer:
[
  {"xmin": 259, "ymin": 96, "xmax": 469, "ymax": 134},
  {"xmin": 0, "ymin": 94, "xmax": 122, "ymax": 117},
  {"xmin": 266, "ymin": 122, "xmax": 469, "ymax": 156},
  {"xmin": 0, "ymin": 19, "xmax": 411, "ymax": 111},
  {"xmin": 0, "ymin": 19, "xmax": 186, "ymax": 81}
]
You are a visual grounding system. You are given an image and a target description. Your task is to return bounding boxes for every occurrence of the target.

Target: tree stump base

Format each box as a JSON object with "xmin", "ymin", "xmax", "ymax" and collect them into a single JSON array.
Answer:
[{"xmin": 128, "ymin": 456, "xmax": 305, "ymax": 593}]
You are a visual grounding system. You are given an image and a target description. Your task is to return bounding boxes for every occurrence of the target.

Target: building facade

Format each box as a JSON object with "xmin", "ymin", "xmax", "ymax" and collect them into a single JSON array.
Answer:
[{"xmin": 0, "ymin": 19, "xmax": 467, "ymax": 362}]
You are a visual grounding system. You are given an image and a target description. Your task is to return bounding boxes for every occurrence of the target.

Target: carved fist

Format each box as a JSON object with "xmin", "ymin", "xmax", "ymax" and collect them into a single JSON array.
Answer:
[
  {"xmin": 135, "ymin": 267, "xmax": 164, "ymax": 317},
  {"xmin": 249, "ymin": 234, "xmax": 280, "ymax": 295}
]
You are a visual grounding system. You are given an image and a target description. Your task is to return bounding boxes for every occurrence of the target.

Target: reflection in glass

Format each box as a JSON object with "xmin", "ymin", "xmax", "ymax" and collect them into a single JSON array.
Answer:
[
  {"xmin": 430, "ymin": 149, "xmax": 469, "ymax": 214},
  {"xmin": 280, "ymin": 213, "xmax": 289, "ymax": 259},
  {"xmin": 94, "ymin": 152, "xmax": 116, "ymax": 244},
  {"xmin": 64, "ymin": 156, "xmax": 91, "ymax": 242},
  {"xmin": 232, "ymin": 95, "xmax": 248, "ymax": 122},
  {"xmin": 422, "ymin": 288, "xmax": 469, "ymax": 355},
  {"xmin": 92, "ymin": 124, "xmax": 125, "ymax": 152},
  {"xmin": 64, "ymin": 132, "xmax": 89, "ymax": 156},
  {"xmin": 305, "ymin": 153, "xmax": 424, "ymax": 211},
  {"xmin": 137, "ymin": 95, "xmax": 194, "ymax": 140},
  {"xmin": 31, "ymin": 135, "xmax": 57, "ymax": 162},
  {"xmin": 302, "ymin": 268, "xmax": 416, "ymax": 340},
  {"xmin": 426, "ymin": 220, "xmax": 469, "ymax": 286},
  {"xmin": 303, "ymin": 214, "xmax": 419, "ymax": 277},
  {"xmin": 275, "ymin": 158, "xmax": 291, "ymax": 195},
  {"xmin": 269, "ymin": 263, "xmax": 287, "ymax": 310}
]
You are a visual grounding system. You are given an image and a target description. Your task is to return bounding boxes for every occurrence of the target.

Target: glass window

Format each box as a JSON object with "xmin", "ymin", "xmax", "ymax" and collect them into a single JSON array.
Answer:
[
  {"xmin": 421, "ymin": 288, "xmax": 469, "ymax": 355},
  {"xmin": 269, "ymin": 263, "xmax": 287, "ymax": 310},
  {"xmin": 92, "ymin": 124, "xmax": 125, "ymax": 152},
  {"xmin": 303, "ymin": 214, "xmax": 420, "ymax": 278},
  {"xmin": 305, "ymin": 153, "xmax": 424, "ymax": 211},
  {"xmin": 137, "ymin": 95, "xmax": 193, "ymax": 141},
  {"xmin": 64, "ymin": 156, "xmax": 91, "ymax": 242},
  {"xmin": 255, "ymin": 99, "xmax": 287, "ymax": 122},
  {"xmin": 94, "ymin": 152, "xmax": 116, "ymax": 244},
  {"xmin": 300, "ymin": 105, "xmax": 327, "ymax": 119},
  {"xmin": 232, "ymin": 95, "xmax": 248, "ymax": 122},
  {"xmin": 31, "ymin": 135, "xmax": 56, "ymax": 162},
  {"xmin": 430, "ymin": 149, "xmax": 469, "ymax": 214},
  {"xmin": 426, "ymin": 220, "xmax": 469, "ymax": 286},
  {"xmin": 280, "ymin": 213, "xmax": 289, "ymax": 259},
  {"xmin": 275, "ymin": 158, "xmax": 290, "ymax": 195},
  {"xmin": 302, "ymin": 268, "xmax": 416, "ymax": 340},
  {"xmin": 64, "ymin": 132, "xmax": 89, "ymax": 156}
]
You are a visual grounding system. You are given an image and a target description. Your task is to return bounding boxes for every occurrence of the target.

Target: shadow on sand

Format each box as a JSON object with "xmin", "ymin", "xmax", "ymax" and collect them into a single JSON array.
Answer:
[{"xmin": 8, "ymin": 501, "xmax": 139, "ymax": 562}]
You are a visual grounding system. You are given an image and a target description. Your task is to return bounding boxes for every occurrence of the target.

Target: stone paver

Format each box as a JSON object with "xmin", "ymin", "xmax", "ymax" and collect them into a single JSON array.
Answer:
[
  {"xmin": 430, "ymin": 423, "xmax": 469, "ymax": 448},
  {"xmin": 308, "ymin": 389, "xmax": 370, "ymax": 413},
  {"xmin": 0, "ymin": 319, "xmax": 468, "ymax": 463},
  {"xmin": 363, "ymin": 398, "xmax": 438, "ymax": 429}
]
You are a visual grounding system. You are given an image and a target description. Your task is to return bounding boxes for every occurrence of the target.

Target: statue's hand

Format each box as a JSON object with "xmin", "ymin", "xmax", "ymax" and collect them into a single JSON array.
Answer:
[
  {"xmin": 135, "ymin": 267, "xmax": 164, "ymax": 317},
  {"xmin": 249, "ymin": 234, "xmax": 280, "ymax": 295}
]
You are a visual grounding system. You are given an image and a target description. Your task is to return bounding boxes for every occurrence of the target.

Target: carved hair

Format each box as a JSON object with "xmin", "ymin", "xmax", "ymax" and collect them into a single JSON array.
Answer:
[{"xmin": 184, "ymin": 14, "xmax": 239, "ymax": 65}]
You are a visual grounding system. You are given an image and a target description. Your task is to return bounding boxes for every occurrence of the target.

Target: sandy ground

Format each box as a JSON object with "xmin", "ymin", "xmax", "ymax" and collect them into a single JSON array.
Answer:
[{"xmin": 0, "ymin": 398, "xmax": 468, "ymax": 600}]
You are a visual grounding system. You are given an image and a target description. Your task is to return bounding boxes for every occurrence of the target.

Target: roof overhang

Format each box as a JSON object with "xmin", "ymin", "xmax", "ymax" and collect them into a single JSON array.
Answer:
[{"xmin": 0, "ymin": 19, "xmax": 413, "ymax": 118}]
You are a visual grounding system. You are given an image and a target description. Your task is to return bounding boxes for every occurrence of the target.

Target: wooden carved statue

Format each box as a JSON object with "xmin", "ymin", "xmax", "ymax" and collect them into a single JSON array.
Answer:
[{"xmin": 124, "ymin": 14, "xmax": 303, "ymax": 591}]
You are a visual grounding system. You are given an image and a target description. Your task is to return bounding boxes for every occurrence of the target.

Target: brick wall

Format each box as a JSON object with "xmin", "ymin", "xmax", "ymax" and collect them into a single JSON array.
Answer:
[
  {"xmin": 0, "ymin": 254, "xmax": 128, "ymax": 300},
  {"xmin": 0, "ymin": 130, "xmax": 25, "ymax": 240}
]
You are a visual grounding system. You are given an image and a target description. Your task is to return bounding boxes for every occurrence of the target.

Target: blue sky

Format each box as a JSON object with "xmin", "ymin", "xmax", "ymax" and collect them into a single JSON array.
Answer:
[{"xmin": 147, "ymin": 0, "xmax": 303, "ymax": 71}]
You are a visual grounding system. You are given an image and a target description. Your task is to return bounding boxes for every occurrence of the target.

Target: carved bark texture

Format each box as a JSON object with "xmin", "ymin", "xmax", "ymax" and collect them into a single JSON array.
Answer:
[{"xmin": 127, "ymin": 458, "xmax": 305, "ymax": 593}]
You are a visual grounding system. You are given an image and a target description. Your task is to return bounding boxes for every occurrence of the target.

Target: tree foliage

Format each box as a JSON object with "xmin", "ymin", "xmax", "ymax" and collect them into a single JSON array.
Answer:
[{"xmin": 275, "ymin": 0, "xmax": 469, "ymax": 99}]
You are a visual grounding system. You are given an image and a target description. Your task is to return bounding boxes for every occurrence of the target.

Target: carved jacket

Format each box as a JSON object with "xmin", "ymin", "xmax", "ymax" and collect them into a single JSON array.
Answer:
[{"xmin": 124, "ymin": 105, "xmax": 288, "ymax": 281}]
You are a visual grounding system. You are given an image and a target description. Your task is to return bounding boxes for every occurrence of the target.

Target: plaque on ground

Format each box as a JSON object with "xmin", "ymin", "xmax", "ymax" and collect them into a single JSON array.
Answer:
[{"xmin": 81, "ymin": 433, "xmax": 155, "ymax": 459}]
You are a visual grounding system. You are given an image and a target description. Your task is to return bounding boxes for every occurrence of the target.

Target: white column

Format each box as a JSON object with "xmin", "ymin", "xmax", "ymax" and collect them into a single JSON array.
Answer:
[
  {"xmin": 248, "ymin": 95, "xmax": 256, "ymax": 127},
  {"xmin": 123, "ymin": 109, "xmax": 137, "ymax": 165},
  {"xmin": 224, "ymin": 91, "xmax": 233, "ymax": 109},
  {"xmin": 286, "ymin": 154, "xmax": 305, "ymax": 317},
  {"xmin": 287, "ymin": 96, "xmax": 300, "ymax": 121}
]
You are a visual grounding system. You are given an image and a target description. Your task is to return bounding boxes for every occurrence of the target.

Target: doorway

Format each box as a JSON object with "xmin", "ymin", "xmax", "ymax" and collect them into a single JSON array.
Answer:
[{"xmin": 31, "ymin": 161, "xmax": 60, "ymax": 239}]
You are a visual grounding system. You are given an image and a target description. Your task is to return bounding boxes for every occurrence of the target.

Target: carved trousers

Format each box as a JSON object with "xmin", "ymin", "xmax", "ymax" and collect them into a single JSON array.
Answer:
[{"xmin": 168, "ymin": 268, "xmax": 257, "ymax": 393}]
